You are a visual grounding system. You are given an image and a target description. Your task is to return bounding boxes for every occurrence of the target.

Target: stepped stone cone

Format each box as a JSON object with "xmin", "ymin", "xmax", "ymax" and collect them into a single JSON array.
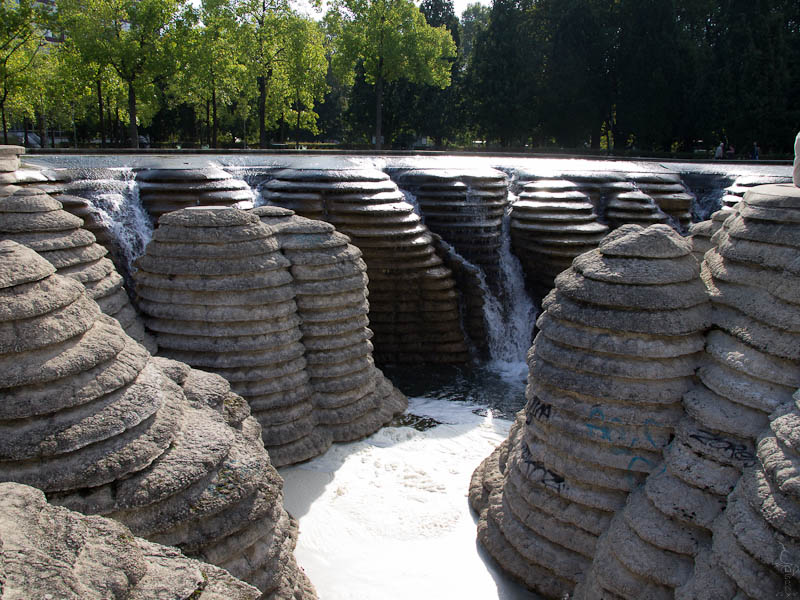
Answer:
[
  {"xmin": 136, "ymin": 168, "xmax": 254, "ymax": 225},
  {"xmin": 392, "ymin": 168, "xmax": 508, "ymax": 280},
  {"xmin": 56, "ymin": 192, "xmax": 115, "ymax": 245},
  {"xmin": 469, "ymin": 224, "xmax": 711, "ymax": 598},
  {"xmin": 605, "ymin": 189, "xmax": 670, "ymax": 229},
  {"xmin": 720, "ymin": 175, "xmax": 791, "ymax": 209},
  {"xmin": 626, "ymin": 172, "xmax": 694, "ymax": 230},
  {"xmin": 510, "ymin": 179, "xmax": 609, "ymax": 299},
  {"xmin": 0, "ymin": 240, "xmax": 316, "ymax": 599},
  {"xmin": 260, "ymin": 168, "xmax": 469, "ymax": 364},
  {"xmin": 576, "ymin": 183, "xmax": 800, "ymax": 599},
  {"xmin": 676, "ymin": 389, "xmax": 800, "ymax": 599},
  {"xmin": 0, "ymin": 482, "xmax": 261, "ymax": 600},
  {"xmin": 0, "ymin": 187, "xmax": 154, "ymax": 352},
  {"xmin": 0, "ymin": 145, "xmax": 23, "ymax": 186},
  {"xmin": 133, "ymin": 206, "xmax": 406, "ymax": 466}
]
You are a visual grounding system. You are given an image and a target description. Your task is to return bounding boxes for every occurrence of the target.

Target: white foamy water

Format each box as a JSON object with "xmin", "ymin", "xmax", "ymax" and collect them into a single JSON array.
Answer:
[{"xmin": 280, "ymin": 397, "xmax": 537, "ymax": 600}]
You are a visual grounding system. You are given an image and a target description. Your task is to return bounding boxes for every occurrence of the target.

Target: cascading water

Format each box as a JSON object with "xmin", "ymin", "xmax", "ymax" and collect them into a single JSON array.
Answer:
[
  {"xmin": 487, "ymin": 194, "xmax": 537, "ymax": 375},
  {"xmin": 66, "ymin": 168, "xmax": 153, "ymax": 273}
]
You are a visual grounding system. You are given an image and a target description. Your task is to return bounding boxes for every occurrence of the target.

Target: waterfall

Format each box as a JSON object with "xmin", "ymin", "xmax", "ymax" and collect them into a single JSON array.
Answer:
[
  {"xmin": 488, "ymin": 194, "xmax": 538, "ymax": 376},
  {"xmin": 71, "ymin": 169, "xmax": 153, "ymax": 272}
]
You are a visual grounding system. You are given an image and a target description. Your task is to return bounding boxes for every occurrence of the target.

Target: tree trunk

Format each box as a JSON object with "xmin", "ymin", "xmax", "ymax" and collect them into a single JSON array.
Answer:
[
  {"xmin": 295, "ymin": 97, "xmax": 301, "ymax": 149},
  {"xmin": 212, "ymin": 86, "xmax": 218, "ymax": 149},
  {"xmin": 97, "ymin": 79, "xmax": 105, "ymax": 148},
  {"xmin": 38, "ymin": 111, "xmax": 46, "ymax": 148},
  {"xmin": 375, "ymin": 71, "xmax": 383, "ymax": 150},
  {"xmin": 23, "ymin": 117, "xmax": 29, "ymax": 146},
  {"xmin": 258, "ymin": 75, "xmax": 267, "ymax": 148},
  {"xmin": 205, "ymin": 99, "xmax": 210, "ymax": 146},
  {"xmin": 127, "ymin": 82, "xmax": 139, "ymax": 149},
  {"xmin": 1, "ymin": 103, "xmax": 7, "ymax": 145}
]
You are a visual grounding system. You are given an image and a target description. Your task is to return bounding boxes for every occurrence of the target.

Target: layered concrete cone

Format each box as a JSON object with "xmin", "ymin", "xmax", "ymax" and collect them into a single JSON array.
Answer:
[
  {"xmin": 605, "ymin": 189, "xmax": 671, "ymax": 229},
  {"xmin": 136, "ymin": 168, "xmax": 254, "ymax": 225},
  {"xmin": 510, "ymin": 179, "xmax": 608, "ymax": 299},
  {"xmin": 133, "ymin": 206, "xmax": 406, "ymax": 466},
  {"xmin": 0, "ymin": 240, "xmax": 316, "ymax": 598},
  {"xmin": 626, "ymin": 172, "xmax": 694, "ymax": 230},
  {"xmin": 676, "ymin": 389, "xmax": 800, "ymax": 598},
  {"xmin": 260, "ymin": 168, "xmax": 469, "ymax": 363},
  {"xmin": 469, "ymin": 224, "xmax": 711, "ymax": 598},
  {"xmin": 391, "ymin": 168, "xmax": 508, "ymax": 281},
  {"xmin": 252, "ymin": 205, "xmax": 408, "ymax": 444},
  {"xmin": 0, "ymin": 481, "xmax": 261, "ymax": 600},
  {"xmin": 0, "ymin": 145, "xmax": 24, "ymax": 195},
  {"xmin": 0, "ymin": 187, "xmax": 154, "ymax": 352},
  {"xmin": 576, "ymin": 184, "xmax": 800, "ymax": 599}
]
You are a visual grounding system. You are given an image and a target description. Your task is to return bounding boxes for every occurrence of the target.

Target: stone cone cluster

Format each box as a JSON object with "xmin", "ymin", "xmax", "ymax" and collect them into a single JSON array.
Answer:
[
  {"xmin": 0, "ymin": 187, "xmax": 154, "ymax": 352},
  {"xmin": 0, "ymin": 240, "xmax": 316, "ymax": 598},
  {"xmin": 0, "ymin": 481, "xmax": 261, "ymax": 600},
  {"xmin": 252, "ymin": 206, "xmax": 408, "ymax": 443},
  {"xmin": 260, "ymin": 168, "xmax": 469, "ymax": 363},
  {"xmin": 137, "ymin": 168, "xmax": 254, "ymax": 225},
  {"xmin": 392, "ymin": 168, "xmax": 508, "ymax": 280},
  {"xmin": 574, "ymin": 183, "xmax": 800, "ymax": 599},
  {"xmin": 627, "ymin": 172, "xmax": 694, "ymax": 229},
  {"xmin": 676, "ymin": 391, "xmax": 800, "ymax": 598},
  {"xmin": 132, "ymin": 206, "xmax": 406, "ymax": 466},
  {"xmin": 469, "ymin": 224, "xmax": 711, "ymax": 598},
  {"xmin": 510, "ymin": 179, "xmax": 609, "ymax": 299}
]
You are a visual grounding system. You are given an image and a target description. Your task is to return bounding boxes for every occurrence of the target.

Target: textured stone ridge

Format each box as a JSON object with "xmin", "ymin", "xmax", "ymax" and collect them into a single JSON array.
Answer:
[
  {"xmin": 675, "ymin": 391, "xmax": 800, "ymax": 599},
  {"xmin": 510, "ymin": 179, "xmax": 609, "ymax": 300},
  {"xmin": 0, "ymin": 186, "xmax": 155, "ymax": 352},
  {"xmin": 260, "ymin": 168, "xmax": 469, "ymax": 364},
  {"xmin": 133, "ymin": 206, "xmax": 406, "ymax": 467},
  {"xmin": 0, "ymin": 240, "xmax": 316, "ymax": 599},
  {"xmin": 469, "ymin": 224, "xmax": 711, "ymax": 598},
  {"xmin": 0, "ymin": 482, "xmax": 261, "ymax": 600},
  {"xmin": 392, "ymin": 168, "xmax": 508, "ymax": 279},
  {"xmin": 575, "ymin": 183, "xmax": 800, "ymax": 599},
  {"xmin": 136, "ymin": 168, "xmax": 254, "ymax": 225}
]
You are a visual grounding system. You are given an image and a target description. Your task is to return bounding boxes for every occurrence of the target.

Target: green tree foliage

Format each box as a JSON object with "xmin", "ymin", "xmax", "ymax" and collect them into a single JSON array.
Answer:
[
  {"xmin": 57, "ymin": 0, "xmax": 185, "ymax": 147},
  {"xmin": 326, "ymin": 0, "xmax": 456, "ymax": 149},
  {"xmin": 0, "ymin": 0, "xmax": 47, "ymax": 143}
]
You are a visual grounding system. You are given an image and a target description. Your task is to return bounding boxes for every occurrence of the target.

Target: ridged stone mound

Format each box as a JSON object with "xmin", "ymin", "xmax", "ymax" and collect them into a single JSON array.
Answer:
[
  {"xmin": 133, "ymin": 207, "xmax": 406, "ymax": 466},
  {"xmin": 0, "ymin": 481, "xmax": 261, "ymax": 600},
  {"xmin": 0, "ymin": 187, "xmax": 154, "ymax": 352},
  {"xmin": 0, "ymin": 240, "xmax": 316, "ymax": 599},
  {"xmin": 136, "ymin": 168, "xmax": 254, "ymax": 225},
  {"xmin": 627, "ymin": 172, "xmax": 694, "ymax": 229},
  {"xmin": 252, "ymin": 206, "xmax": 408, "ymax": 443},
  {"xmin": 510, "ymin": 179, "xmax": 609, "ymax": 299},
  {"xmin": 606, "ymin": 189, "xmax": 670, "ymax": 229},
  {"xmin": 675, "ymin": 389, "xmax": 800, "ymax": 599},
  {"xmin": 260, "ymin": 168, "xmax": 469, "ymax": 364},
  {"xmin": 575, "ymin": 183, "xmax": 800, "ymax": 599},
  {"xmin": 469, "ymin": 224, "xmax": 711, "ymax": 598},
  {"xmin": 392, "ymin": 168, "xmax": 508, "ymax": 282}
]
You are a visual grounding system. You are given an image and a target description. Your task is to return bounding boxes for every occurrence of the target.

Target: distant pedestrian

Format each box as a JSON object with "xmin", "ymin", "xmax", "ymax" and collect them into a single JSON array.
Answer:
[
  {"xmin": 752, "ymin": 142, "xmax": 760, "ymax": 160},
  {"xmin": 726, "ymin": 144, "xmax": 735, "ymax": 159},
  {"xmin": 714, "ymin": 142, "xmax": 724, "ymax": 159}
]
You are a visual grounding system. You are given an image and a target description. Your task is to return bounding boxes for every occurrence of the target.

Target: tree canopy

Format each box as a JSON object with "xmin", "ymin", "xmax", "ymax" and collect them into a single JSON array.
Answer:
[{"xmin": 0, "ymin": 0, "xmax": 797, "ymax": 155}]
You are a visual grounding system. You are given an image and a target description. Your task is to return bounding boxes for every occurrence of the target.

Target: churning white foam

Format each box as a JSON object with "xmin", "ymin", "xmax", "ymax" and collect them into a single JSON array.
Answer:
[{"xmin": 280, "ymin": 397, "xmax": 537, "ymax": 600}]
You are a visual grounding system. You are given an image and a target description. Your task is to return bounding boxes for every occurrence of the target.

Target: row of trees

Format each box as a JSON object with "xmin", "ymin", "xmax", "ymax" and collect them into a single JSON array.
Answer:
[{"xmin": 2, "ymin": 0, "xmax": 799, "ymax": 154}]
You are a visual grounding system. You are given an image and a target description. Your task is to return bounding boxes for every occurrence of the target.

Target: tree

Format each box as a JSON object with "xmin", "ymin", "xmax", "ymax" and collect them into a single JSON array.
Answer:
[
  {"xmin": 0, "ymin": 0, "xmax": 46, "ymax": 144},
  {"xmin": 58, "ymin": 0, "xmax": 185, "ymax": 148},
  {"xmin": 171, "ymin": 0, "xmax": 244, "ymax": 147},
  {"xmin": 326, "ymin": 0, "xmax": 456, "ymax": 149}
]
